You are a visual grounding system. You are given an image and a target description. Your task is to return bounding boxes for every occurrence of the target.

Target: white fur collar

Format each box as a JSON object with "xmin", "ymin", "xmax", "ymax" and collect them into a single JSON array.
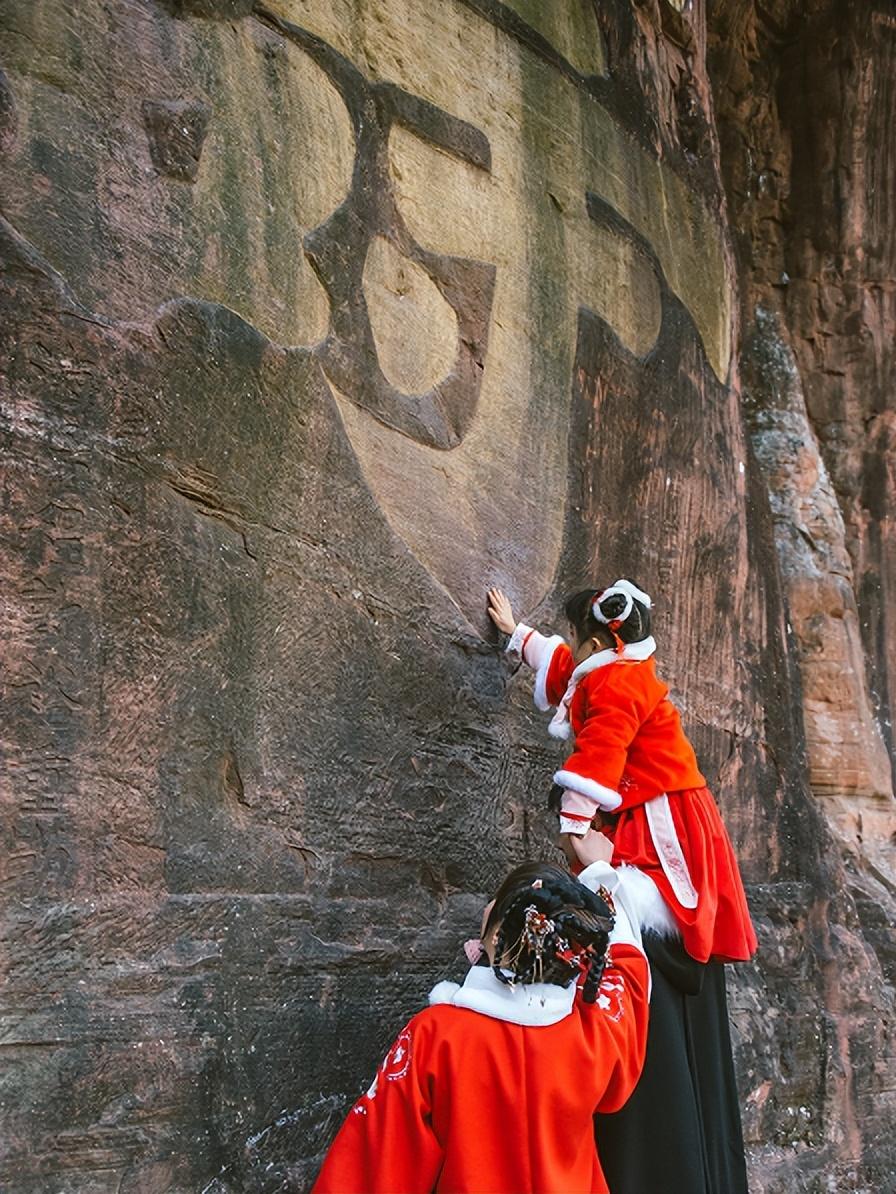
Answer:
[
  {"xmin": 429, "ymin": 966, "xmax": 576, "ymax": 1026},
  {"xmin": 570, "ymin": 635, "xmax": 657, "ymax": 682},
  {"xmin": 548, "ymin": 636, "xmax": 657, "ymax": 739}
]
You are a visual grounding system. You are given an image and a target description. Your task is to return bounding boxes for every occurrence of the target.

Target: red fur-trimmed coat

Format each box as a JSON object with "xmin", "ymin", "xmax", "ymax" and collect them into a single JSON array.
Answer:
[
  {"xmin": 509, "ymin": 624, "xmax": 756, "ymax": 963},
  {"xmin": 313, "ymin": 862, "xmax": 650, "ymax": 1194}
]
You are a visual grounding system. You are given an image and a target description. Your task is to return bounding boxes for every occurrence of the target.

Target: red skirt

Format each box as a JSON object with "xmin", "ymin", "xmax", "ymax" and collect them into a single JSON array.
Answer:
[{"xmin": 606, "ymin": 786, "xmax": 757, "ymax": 964}]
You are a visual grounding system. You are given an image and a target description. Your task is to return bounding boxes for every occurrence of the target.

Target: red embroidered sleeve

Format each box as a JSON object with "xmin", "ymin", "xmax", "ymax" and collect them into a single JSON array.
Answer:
[
  {"xmin": 312, "ymin": 1019, "xmax": 442, "ymax": 1193},
  {"xmin": 587, "ymin": 944, "xmax": 650, "ymax": 1114}
]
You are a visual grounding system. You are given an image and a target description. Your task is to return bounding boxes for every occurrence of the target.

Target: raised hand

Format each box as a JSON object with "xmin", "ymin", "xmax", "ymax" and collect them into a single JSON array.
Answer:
[{"xmin": 487, "ymin": 587, "xmax": 516, "ymax": 635}]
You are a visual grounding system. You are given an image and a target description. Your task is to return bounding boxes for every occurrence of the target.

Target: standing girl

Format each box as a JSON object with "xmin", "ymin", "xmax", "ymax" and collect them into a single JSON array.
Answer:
[{"xmin": 488, "ymin": 580, "xmax": 756, "ymax": 1193}]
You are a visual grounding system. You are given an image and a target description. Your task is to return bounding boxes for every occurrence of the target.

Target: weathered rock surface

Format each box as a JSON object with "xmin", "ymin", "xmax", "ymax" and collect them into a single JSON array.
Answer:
[
  {"xmin": 142, "ymin": 98, "xmax": 211, "ymax": 183},
  {"xmin": 708, "ymin": 2, "xmax": 896, "ymax": 1187},
  {"xmin": 0, "ymin": 1, "xmax": 892, "ymax": 1191}
]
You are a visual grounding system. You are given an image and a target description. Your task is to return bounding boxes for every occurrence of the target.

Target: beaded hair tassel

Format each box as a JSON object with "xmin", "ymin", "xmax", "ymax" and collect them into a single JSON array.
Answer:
[{"xmin": 522, "ymin": 905, "xmax": 554, "ymax": 983}]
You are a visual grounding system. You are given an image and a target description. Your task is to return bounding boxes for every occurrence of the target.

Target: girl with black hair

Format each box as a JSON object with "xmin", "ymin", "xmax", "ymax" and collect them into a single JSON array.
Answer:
[
  {"xmin": 488, "ymin": 581, "xmax": 755, "ymax": 1193},
  {"xmin": 313, "ymin": 846, "xmax": 650, "ymax": 1194},
  {"xmin": 488, "ymin": 580, "xmax": 755, "ymax": 964}
]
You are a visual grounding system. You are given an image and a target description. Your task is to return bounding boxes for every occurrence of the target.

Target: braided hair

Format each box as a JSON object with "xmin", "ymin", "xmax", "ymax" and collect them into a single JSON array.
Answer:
[
  {"xmin": 565, "ymin": 581, "xmax": 652, "ymax": 648},
  {"xmin": 483, "ymin": 862, "xmax": 615, "ymax": 1004}
]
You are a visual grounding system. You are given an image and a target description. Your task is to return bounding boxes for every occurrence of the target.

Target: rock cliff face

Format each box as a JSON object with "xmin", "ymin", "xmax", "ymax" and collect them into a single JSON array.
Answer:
[{"xmin": 0, "ymin": 1, "xmax": 892, "ymax": 1190}]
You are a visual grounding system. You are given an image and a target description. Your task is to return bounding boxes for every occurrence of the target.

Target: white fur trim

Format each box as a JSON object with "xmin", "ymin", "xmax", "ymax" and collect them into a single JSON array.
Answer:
[
  {"xmin": 594, "ymin": 587, "xmax": 633, "ymax": 624},
  {"xmin": 548, "ymin": 718, "xmax": 572, "ymax": 741},
  {"xmin": 432, "ymin": 966, "xmax": 576, "ymax": 1026},
  {"xmin": 614, "ymin": 864, "xmax": 680, "ymax": 939},
  {"xmin": 622, "ymin": 580, "xmax": 652, "ymax": 608},
  {"xmin": 569, "ymin": 635, "xmax": 656, "ymax": 682},
  {"xmin": 429, "ymin": 980, "xmax": 461, "ymax": 1006},
  {"xmin": 552, "ymin": 770, "xmax": 622, "ymax": 811},
  {"xmin": 533, "ymin": 635, "xmax": 566, "ymax": 712},
  {"xmin": 547, "ymin": 637, "xmax": 656, "ymax": 738},
  {"xmin": 644, "ymin": 794, "xmax": 699, "ymax": 909}
]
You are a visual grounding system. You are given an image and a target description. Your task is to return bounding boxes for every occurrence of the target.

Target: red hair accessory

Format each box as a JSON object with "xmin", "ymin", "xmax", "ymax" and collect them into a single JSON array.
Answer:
[
  {"xmin": 463, "ymin": 937, "xmax": 484, "ymax": 964},
  {"xmin": 556, "ymin": 944, "xmax": 591, "ymax": 972},
  {"xmin": 522, "ymin": 906, "xmax": 553, "ymax": 959}
]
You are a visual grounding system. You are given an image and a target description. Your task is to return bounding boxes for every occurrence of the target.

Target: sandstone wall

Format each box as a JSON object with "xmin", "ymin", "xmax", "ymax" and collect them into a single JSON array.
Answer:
[{"xmin": 0, "ymin": 1, "xmax": 893, "ymax": 1190}]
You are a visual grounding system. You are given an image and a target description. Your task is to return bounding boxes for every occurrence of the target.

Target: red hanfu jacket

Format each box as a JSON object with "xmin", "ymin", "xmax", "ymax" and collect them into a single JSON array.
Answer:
[
  {"xmin": 313, "ymin": 863, "xmax": 650, "ymax": 1194},
  {"xmin": 509, "ymin": 624, "xmax": 757, "ymax": 964}
]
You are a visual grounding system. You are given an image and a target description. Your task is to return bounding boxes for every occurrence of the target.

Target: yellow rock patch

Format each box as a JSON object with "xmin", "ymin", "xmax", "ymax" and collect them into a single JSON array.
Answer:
[
  {"xmin": 362, "ymin": 236, "xmax": 458, "ymax": 395},
  {"xmin": 501, "ymin": 0, "xmax": 606, "ymax": 76}
]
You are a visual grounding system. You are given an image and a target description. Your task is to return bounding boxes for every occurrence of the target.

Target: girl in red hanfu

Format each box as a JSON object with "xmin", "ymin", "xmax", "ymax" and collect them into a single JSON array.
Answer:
[
  {"xmin": 313, "ymin": 852, "xmax": 651, "ymax": 1194},
  {"xmin": 488, "ymin": 580, "xmax": 756, "ymax": 1194}
]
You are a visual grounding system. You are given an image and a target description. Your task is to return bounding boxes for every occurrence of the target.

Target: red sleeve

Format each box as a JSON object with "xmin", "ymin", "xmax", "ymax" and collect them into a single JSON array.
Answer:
[
  {"xmin": 584, "ymin": 944, "xmax": 650, "ymax": 1114},
  {"xmin": 507, "ymin": 624, "xmax": 574, "ymax": 709},
  {"xmin": 312, "ymin": 1018, "xmax": 443, "ymax": 1194},
  {"xmin": 554, "ymin": 669, "xmax": 646, "ymax": 810},
  {"xmin": 543, "ymin": 641, "xmax": 575, "ymax": 708}
]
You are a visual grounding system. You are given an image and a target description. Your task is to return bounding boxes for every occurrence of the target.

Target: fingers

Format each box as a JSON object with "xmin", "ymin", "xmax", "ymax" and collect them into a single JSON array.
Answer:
[{"xmin": 486, "ymin": 587, "xmax": 515, "ymax": 634}]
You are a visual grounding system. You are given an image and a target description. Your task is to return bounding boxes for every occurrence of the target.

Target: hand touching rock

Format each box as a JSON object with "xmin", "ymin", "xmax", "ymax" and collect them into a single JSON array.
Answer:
[{"xmin": 487, "ymin": 587, "xmax": 516, "ymax": 635}]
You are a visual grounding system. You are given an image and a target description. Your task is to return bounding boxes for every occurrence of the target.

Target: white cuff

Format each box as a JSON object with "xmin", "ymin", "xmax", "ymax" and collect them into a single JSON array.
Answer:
[
  {"xmin": 577, "ymin": 859, "xmax": 617, "ymax": 893},
  {"xmin": 559, "ymin": 815, "xmax": 590, "ymax": 836},
  {"xmin": 505, "ymin": 622, "xmax": 531, "ymax": 654},
  {"xmin": 561, "ymin": 789, "xmax": 600, "ymax": 819},
  {"xmin": 577, "ymin": 861, "xmax": 644, "ymax": 956},
  {"xmin": 552, "ymin": 770, "xmax": 622, "ymax": 811}
]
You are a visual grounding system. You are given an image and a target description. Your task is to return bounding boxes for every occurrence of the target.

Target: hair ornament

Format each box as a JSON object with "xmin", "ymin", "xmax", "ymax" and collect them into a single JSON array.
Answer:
[
  {"xmin": 592, "ymin": 579, "xmax": 653, "ymax": 625},
  {"xmin": 596, "ymin": 885, "xmax": 616, "ymax": 916},
  {"xmin": 523, "ymin": 905, "xmax": 553, "ymax": 947},
  {"xmin": 463, "ymin": 937, "xmax": 484, "ymax": 965},
  {"xmin": 522, "ymin": 905, "xmax": 554, "ymax": 980},
  {"xmin": 487, "ymin": 863, "xmax": 615, "ymax": 997},
  {"xmin": 556, "ymin": 942, "xmax": 590, "ymax": 971}
]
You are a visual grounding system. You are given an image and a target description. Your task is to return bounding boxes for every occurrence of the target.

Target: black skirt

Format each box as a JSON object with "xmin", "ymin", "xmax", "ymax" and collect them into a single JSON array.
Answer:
[{"xmin": 594, "ymin": 933, "xmax": 749, "ymax": 1194}]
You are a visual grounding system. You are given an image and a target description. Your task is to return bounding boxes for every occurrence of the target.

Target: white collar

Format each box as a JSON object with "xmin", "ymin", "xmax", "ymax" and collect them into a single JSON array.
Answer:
[
  {"xmin": 569, "ymin": 635, "xmax": 656, "ymax": 682},
  {"xmin": 428, "ymin": 966, "xmax": 576, "ymax": 1026}
]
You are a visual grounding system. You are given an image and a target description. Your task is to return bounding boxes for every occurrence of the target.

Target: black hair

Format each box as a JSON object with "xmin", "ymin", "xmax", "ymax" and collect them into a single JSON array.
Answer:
[
  {"xmin": 483, "ymin": 861, "xmax": 615, "ymax": 1003},
  {"xmin": 564, "ymin": 583, "xmax": 651, "ymax": 647}
]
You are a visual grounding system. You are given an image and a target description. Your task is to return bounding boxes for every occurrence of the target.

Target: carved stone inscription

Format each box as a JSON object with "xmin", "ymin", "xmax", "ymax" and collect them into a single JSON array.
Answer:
[
  {"xmin": 1, "ymin": 0, "xmax": 730, "ymax": 619},
  {"xmin": 7, "ymin": 2, "xmax": 891, "ymax": 1191}
]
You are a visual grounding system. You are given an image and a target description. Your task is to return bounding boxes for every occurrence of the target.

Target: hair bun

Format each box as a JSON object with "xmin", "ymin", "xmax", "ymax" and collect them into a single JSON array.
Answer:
[
  {"xmin": 590, "ymin": 579, "xmax": 652, "ymax": 644},
  {"xmin": 487, "ymin": 863, "xmax": 615, "ymax": 997},
  {"xmin": 597, "ymin": 592, "xmax": 629, "ymax": 621}
]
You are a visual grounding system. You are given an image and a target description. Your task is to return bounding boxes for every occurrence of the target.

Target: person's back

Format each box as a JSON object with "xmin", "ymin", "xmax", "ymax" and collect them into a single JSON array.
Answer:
[
  {"xmin": 313, "ymin": 859, "xmax": 649, "ymax": 1194},
  {"xmin": 425, "ymin": 949, "xmax": 645, "ymax": 1193}
]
